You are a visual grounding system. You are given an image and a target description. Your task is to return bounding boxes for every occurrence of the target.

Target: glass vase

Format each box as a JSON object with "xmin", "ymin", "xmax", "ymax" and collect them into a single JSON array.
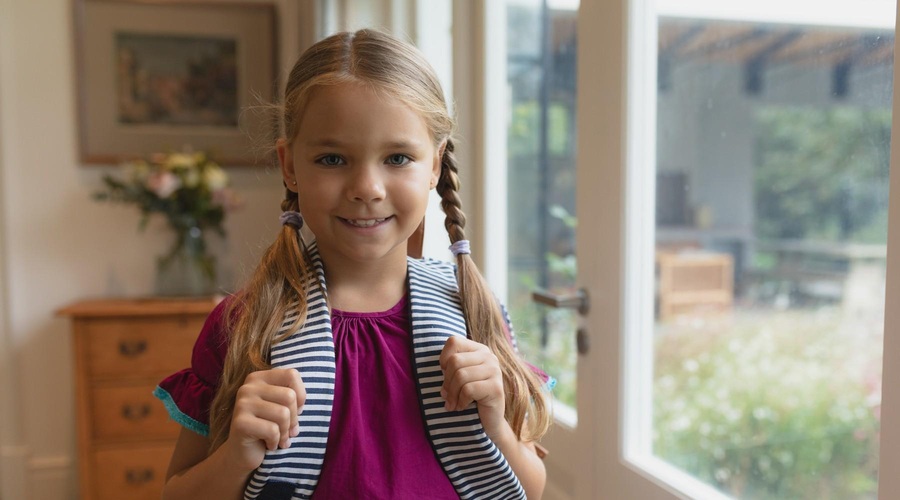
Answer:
[{"xmin": 155, "ymin": 225, "xmax": 217, "ymax": 297}]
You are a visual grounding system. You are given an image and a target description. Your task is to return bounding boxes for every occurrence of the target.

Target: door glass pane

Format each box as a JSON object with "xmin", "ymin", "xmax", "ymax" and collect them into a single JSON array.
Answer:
[
  {"xmin": 652, "ymin": 4, "xmax": 893, "ymax": 497},
  {"xmin": 505, "ymin": 0, "xmax": 579, "ymax": 414}
]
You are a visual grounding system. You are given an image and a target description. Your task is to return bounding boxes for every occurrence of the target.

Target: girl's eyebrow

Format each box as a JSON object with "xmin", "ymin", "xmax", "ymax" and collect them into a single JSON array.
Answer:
[
  {"xmin": 305, "ymin": 138, "xmax": 346, "ymax": 148},
  {"xmin": 305, "ymin": 138, "xmax": 424, "ymax": 149}
]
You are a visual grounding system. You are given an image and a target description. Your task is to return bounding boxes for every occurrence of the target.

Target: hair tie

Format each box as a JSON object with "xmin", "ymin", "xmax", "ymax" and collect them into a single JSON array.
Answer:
[
  {"xmin": 280, "ymin": 211, "xmax": 304, "ymax": 229},
  {"xmin": 449, "ymin": 240, "xmax": 471, "ymax": 256}
]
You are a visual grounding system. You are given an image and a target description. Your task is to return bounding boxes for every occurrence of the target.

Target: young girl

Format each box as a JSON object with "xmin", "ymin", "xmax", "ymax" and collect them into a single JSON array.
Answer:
[{"xmin": 154, "ymin": 29, "xmax": 552, "ymax": 500}]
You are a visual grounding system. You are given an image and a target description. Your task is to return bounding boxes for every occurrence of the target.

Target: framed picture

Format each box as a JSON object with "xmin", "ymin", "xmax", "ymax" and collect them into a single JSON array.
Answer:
[{"xmin": 74, "ymin": 0, "xmax": 278, "ymax": 166}]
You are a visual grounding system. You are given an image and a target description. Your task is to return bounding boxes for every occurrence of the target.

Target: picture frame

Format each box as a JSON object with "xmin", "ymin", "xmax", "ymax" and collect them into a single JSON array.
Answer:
[{"xmin": 74, "ymin": 0, "xmax": 278, "ymax": 166}]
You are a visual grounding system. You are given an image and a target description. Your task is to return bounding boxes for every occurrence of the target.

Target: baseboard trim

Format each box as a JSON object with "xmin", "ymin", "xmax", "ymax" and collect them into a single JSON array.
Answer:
[
  {"xmin": 27, "ymin": 453, "xmax": 73, "ymax": 500},
  {"xmin": 1, "ymin": 445, "xmax": 29, "ymax": 499},
  {"xmin": 28, "ymin": 453, "xmax": 71, "ymax": 471}
]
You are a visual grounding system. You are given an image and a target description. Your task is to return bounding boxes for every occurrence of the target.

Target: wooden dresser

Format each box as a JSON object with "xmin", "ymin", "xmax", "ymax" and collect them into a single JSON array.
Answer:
[{"xmin": 59, "ymin": 297, "xmax": 219, "ymax": 500}]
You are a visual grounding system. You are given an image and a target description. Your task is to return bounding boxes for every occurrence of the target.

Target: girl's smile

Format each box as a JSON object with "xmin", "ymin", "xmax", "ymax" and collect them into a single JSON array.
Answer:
[{"xmin": 339, "ymin": 215, "xmax": 393, "ymax": 229}]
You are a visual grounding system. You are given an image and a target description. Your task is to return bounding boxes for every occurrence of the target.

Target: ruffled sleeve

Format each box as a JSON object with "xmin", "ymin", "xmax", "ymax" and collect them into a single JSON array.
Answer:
[{"xmin": 153, "ymin": 297, "xmax": 233, "ymax": 436}]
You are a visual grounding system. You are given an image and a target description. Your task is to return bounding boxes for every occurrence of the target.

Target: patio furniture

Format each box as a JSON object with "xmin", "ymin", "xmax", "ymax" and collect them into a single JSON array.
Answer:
[{"xmin": 656, "ymin": 249, "xmax": 734, "ymax": 320}]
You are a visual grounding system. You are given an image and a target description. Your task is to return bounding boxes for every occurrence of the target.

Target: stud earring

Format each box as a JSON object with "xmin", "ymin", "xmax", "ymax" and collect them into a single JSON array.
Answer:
[{"xmin": 291, "ymin": 180, "xmax": 297, "ymax": 186}]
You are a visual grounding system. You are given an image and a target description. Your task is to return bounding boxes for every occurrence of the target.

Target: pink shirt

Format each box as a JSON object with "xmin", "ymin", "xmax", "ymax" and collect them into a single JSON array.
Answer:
[{"xmin": 157, "ymin": 296, "xmax": 459, "ymax": 499}]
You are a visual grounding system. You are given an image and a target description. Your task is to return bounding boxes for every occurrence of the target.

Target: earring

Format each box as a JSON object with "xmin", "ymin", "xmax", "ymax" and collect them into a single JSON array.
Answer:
[{"xmin": 291, "ymin": 180, "xmax": 297, "ymax": 186}]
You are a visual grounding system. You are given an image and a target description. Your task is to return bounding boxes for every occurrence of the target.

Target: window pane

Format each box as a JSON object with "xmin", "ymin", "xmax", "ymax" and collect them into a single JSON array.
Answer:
[
  {"xmin": 652, "ymin": 9, "xmax": 892, "ymax": 498},
  {"xmin": 505, "ymin": 0, "xmax": 579, "ymax": 411}
]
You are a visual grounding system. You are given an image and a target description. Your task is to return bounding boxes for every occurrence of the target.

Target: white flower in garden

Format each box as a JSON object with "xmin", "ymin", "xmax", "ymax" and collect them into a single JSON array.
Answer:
[
  {"xmin": 714, "ymin": 468, "xmax": 730, "ymax": 483},
  {"xmin": 752, "ymin": 406, "xmax": 773, "ymax": 421},
  {"xmin": 699, "ymin": 422, "xmax": 712, "ymax": 436},
  {"xmin": 682, "ymin": 358, "xmax": 699, "ymax": 373},
  {"xmin": 147, "ymin": 171, "xmax": 181, "ymax": 198},
  {"xmin": 670, "ymin": 415, "xmax": 692, "ymax": 432},
  {"xmin": 203, "ymin": 165, "xmax": 229, "ymax": 191}
]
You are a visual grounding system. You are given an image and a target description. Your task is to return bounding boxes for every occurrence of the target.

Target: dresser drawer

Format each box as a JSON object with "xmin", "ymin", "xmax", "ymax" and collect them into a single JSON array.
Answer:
[
  {"xmin": 93, "ymin": 444, "xmax": 175, "ymax": 500},
  {"xmin": 92, "ymin": 383, "xmax": 181, "ymax": 441},
  {"xmin": 86, "ymin": 316, "xmax": 203, "ymax": 377}
]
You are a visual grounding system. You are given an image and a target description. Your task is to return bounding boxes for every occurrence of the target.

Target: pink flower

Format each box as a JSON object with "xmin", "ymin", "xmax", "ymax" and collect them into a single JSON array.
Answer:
[{"xmin": 146, "ymin": 171, "xmax": 181, "ymax": 198}]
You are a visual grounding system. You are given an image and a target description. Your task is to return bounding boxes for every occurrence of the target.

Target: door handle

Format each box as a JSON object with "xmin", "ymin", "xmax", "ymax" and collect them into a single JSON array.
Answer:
[
  {"xmin": 531, "ymin": 288, "xmax": 590, "ymax": 315},
  {"xmin": 532, "ymin": 288, "xmax": 591, "ymax": 354}
]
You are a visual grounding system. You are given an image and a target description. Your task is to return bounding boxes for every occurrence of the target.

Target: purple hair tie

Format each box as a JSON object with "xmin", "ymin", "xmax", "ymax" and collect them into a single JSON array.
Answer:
[
  {"xmin": 449, "ymin": 240, "xmax": 471, "ymax": 256},
  {"xmin": 280, "ymin": 211, "xmax": 304, "ymax": 229}
]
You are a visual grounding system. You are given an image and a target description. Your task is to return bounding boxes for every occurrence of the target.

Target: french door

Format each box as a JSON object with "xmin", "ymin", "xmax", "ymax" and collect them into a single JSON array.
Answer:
[{"xmin": 492, "ymin": 0, "xmax": 900, "ymax": 498}]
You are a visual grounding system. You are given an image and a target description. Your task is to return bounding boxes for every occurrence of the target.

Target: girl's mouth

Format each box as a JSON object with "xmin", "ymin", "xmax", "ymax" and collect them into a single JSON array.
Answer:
[{"xmin": 340, "ymin": 216, "xmax": 393, "ymax": 228}]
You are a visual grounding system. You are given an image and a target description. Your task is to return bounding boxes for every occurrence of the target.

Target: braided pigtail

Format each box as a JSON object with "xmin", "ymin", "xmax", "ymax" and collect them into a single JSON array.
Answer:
[
  {"xmin": 207, "ymin": 188, "xmax": 314, "ymax": 452},
  {"xmin": 436, "ymin": 139, "xmax": 551, "ymax": 442}
]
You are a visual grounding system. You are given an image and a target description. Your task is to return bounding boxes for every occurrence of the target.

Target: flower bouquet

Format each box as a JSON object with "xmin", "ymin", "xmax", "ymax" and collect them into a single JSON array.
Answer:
[{"xmin": 94, "ymin": 151, "xmax": 241, "ymax": 296}]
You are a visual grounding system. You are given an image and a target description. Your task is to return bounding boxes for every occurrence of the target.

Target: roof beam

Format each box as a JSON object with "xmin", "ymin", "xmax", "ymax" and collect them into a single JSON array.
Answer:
[
  {"xmin": 679, "ymin": 27, "xmax": 771, "ymax": 62},
  {"xmin": 744, "ymin": 30, "xmax": 804, "ymax": 94},
  {"xmin": 831, "ymin": 34, "xmax": 893, "ymax": 98},
  {"xmin": 658, "ymin": 24, "xmax": 705, "ymax": 91}
]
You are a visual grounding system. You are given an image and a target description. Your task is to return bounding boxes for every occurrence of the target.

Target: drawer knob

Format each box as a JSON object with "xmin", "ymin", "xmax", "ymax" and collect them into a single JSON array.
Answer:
[
  {"xmin": 118, "ymin": 339, "xmax": 147, "ymax": 357},
  {"xmin": 125, "ymin": 468, "xmax": 154, "ymax": 485},
  {"xmin": 121, "ymin": 403, "xmax": 151, "ymax": 421}
]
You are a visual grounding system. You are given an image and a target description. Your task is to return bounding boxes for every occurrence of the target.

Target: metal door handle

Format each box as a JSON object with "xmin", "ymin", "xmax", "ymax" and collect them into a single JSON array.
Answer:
[
  {"xmin": 532, "ymin": 288, "xmax": 591, "ymax": 354},
  {"xmin": 531, "ymin": 288, "xmax": 590, "ymax": 315}
]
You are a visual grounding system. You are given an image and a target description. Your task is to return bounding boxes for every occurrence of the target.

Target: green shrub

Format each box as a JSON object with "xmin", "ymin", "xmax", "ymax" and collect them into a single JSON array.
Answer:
[{"xmin": 654, "ymin": 309, "xmax": 881, "ymax": 499}]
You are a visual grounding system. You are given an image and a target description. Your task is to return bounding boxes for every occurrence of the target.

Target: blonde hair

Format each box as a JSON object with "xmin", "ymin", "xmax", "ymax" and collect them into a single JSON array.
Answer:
[{"xmin": 209, "ymin": 29, "xmax": 550, "ymax": 451}]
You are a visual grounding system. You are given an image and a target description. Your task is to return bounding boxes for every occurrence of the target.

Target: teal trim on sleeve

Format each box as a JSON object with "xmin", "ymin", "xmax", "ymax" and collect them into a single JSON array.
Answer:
[
  {"xmin": 543, "ymin": 376, "xmax": 557, "ymax": 392},
  {"xmin": 153, "ymin": 386, "xmax": 210, "ymax": 437}
]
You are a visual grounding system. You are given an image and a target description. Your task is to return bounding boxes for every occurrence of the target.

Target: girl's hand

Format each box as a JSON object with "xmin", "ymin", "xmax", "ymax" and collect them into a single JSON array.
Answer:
[
  {"xmin": 439, "ymin": 336, "xmax": 507, "ymax": 439},
  {"xmin": 223, "ymin": 368, "xmax": 306, "ymax": 472}
]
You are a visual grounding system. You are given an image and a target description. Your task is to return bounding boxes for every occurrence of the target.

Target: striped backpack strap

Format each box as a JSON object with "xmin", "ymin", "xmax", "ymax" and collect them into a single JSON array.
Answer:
[
  {"xmin": 244, "ymin": 243, "xmax": 336, "ymax": 500},
  {"xmin": 407, "ymin": 257, "xmax": 526, "ymax": 500}
]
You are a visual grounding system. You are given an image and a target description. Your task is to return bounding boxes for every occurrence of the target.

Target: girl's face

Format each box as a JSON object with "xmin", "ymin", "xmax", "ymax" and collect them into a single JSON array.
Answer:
[{"xmin": 278, "ymin": 82, "xmax": 443, "ymax": 270}]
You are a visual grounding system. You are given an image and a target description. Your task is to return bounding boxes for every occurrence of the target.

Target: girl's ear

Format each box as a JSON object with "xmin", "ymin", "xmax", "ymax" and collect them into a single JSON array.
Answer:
[
  {"xmin": 277, "ymin": 138, "xmax": 297, "ymax": 192},
  {"xmin": 432, "ymin": 139, "xmax": 447, "ymax": 189}
]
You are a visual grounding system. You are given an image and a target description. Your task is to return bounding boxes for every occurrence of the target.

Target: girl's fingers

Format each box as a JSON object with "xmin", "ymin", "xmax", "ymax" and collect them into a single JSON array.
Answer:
[
  {"xmin": 441, "ymin": 350, "xmax": 486, "ymax": 374},
  {"xmin": 439, "ymin": 336, "xmax": 483, "ymax": 370},
  {"xmin": 264, "ymin": 368, "xmax": 307, "ymax": 409},
  {"xmin": 256, "ymin": 385, "xmax": 300, "ymax": 431},
  {"xmin": 235, "ymin": 398, "xmax": 295, "ymax": 448},
  {"xmin": 448, "ymin": 379, "xmax": 499, "ymax": 412},
  {"xmin": 238, "ymin": 369, "xmax": 308, "ymax": 447},
  {"xmin": 248, "ymin": 368, "xmax": 307, "ymax": 408},
  {"xmin": 254, "ymin": 400, "xmax": 296, "ymax": 447},
  {"xmin": 439, "ymin": 337, "xmax": 503, "ymax": 411},
  {"xmin": 441, "ymin": 363, "xmax": 500, "ymax": 411},
  {"xmin": 231, "ymin": 412, "xmax": 282, "ymax": 452}
]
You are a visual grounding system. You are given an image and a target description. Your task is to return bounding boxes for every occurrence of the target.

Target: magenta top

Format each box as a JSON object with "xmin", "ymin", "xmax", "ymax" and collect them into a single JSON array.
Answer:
[{"xmin": 156, "ymin": 296, "xmax": 458, "ymax": 499}]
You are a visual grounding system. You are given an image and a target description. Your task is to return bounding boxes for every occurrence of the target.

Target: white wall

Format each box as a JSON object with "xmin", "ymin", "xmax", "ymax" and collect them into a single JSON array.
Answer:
[{"xmin": 0, "ymin": 0, "xmax": 315, "ymax": 497}]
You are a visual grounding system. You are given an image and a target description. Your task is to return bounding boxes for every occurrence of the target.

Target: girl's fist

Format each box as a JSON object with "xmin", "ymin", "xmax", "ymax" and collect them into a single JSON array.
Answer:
[
  {"xmin": 224, "ymin": 368, "xmax": 306, "ymax": 471},
  {"xmin": 439, "ymin": 336, "xmax": 507, "ymax": 439}
]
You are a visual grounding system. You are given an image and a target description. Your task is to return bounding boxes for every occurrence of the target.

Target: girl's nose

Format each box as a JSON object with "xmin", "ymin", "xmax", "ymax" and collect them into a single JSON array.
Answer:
[{"xmin": 346, "ymin": 164, "xmax": 386, "ymax": 202}]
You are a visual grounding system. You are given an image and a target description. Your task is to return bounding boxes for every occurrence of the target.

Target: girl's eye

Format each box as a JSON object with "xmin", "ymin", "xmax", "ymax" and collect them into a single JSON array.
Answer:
[
  {"xmin": 317, "ymin": 154, "xmax": 344, "ymax": 166},
  {"xmin": 386, "ymin": 154, "xmax": 411, "ymax": 166}
]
